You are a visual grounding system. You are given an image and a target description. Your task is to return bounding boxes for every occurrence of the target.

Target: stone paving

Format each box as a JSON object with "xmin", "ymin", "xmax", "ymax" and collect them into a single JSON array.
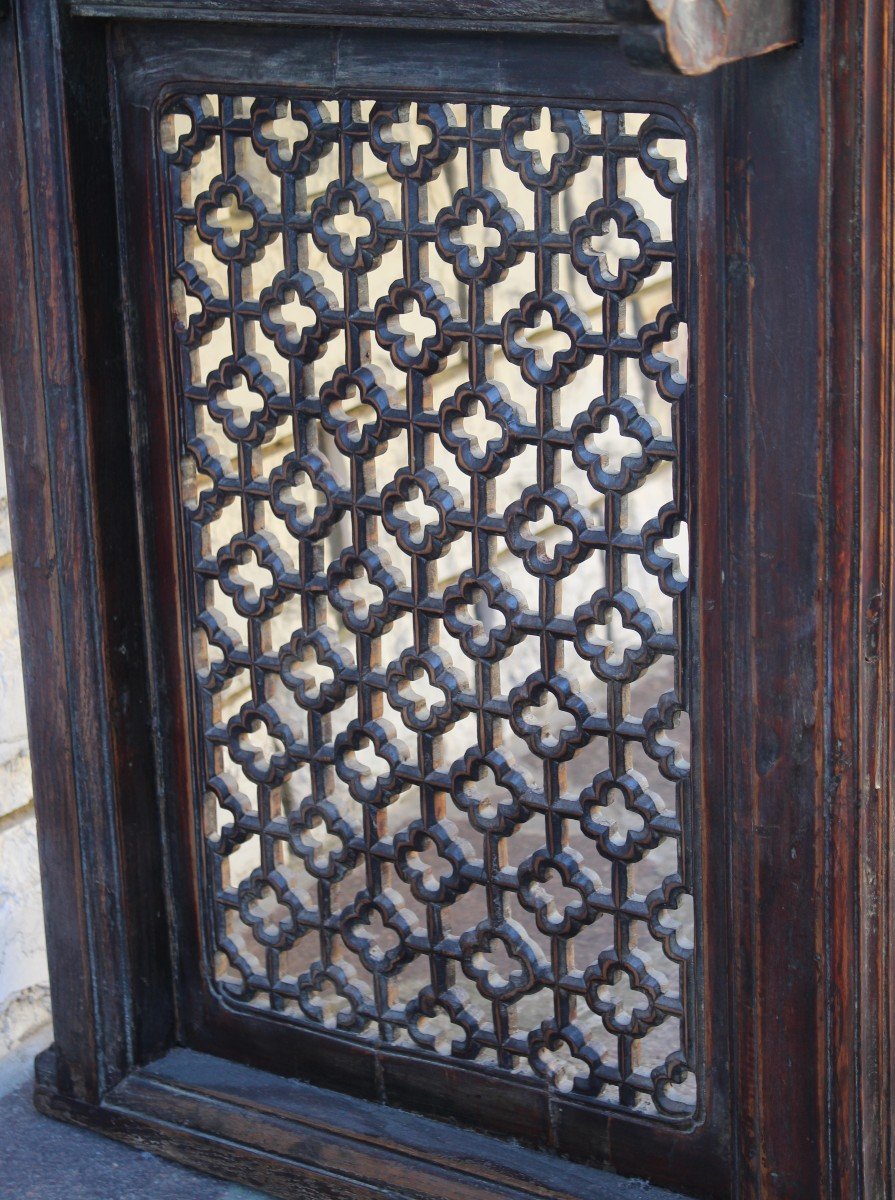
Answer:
[{"xmin": 0, "ymin": 1032, "xmax": 269, "ymax": 1200}]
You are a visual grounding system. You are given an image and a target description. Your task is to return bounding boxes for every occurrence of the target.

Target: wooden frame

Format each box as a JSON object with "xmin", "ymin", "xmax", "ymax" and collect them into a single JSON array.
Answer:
[{"xmin": 0, "ymin": 1, "xmax": 890, "ymax": 1197}]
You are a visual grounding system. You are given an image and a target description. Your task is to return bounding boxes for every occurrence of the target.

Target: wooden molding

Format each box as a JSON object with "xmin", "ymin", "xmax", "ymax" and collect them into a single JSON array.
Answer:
[{"xmin": 68, "ymin": 0, "xmax": 800, "ymax": 75}]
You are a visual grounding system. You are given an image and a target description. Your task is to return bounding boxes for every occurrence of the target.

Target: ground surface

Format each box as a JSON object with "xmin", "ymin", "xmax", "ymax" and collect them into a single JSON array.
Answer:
[{"xmin": 0, "ymin": 1029, "xmax": 270, "ymax": 1200}]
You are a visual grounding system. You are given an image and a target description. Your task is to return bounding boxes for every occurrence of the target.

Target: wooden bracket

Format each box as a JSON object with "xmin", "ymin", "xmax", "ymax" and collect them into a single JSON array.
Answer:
[{"xmin": 609, "ymin": 0, "xmax": 801, "ymax": 74}]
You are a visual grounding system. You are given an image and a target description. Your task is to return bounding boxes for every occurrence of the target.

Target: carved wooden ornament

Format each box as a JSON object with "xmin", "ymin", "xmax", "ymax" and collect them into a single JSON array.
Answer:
[{"xmin": 645, "ymin": 0, "xmax": 801, "ymax": 74}]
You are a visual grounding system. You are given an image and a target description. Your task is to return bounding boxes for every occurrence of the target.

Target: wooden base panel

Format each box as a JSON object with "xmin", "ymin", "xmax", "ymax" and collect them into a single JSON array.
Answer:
[{"xmin": 32, "ymin": 1048, "xmax": 687, "ymax": 1200}]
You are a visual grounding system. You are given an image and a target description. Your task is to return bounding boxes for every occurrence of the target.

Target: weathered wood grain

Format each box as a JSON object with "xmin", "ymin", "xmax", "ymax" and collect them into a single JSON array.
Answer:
[
  {"xmin": 0, "ymin": 2, "xmax": 890, "ymax": 1199},
  {"xmin": 68, "ymin": 0, "xmax": 800, "ymax": 73}
]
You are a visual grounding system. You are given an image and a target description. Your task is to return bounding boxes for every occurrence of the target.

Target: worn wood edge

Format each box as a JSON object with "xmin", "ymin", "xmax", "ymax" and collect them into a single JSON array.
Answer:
[
  {"xmin": 0, "ymin": 0, "xmax": 174, "ymax": 1103},
  {"xmin": 644, "ymin": 0, "xmax": 801, "ymax": 74},
  {"xmin": 817, "ymin": 0, "xmax": 895, "ymax": 1197},
  {"xmin": 68, "ymin": 0, "xmax": 800, "ymax": 74},
  {"xmin": 32, "ymin": 1046, "xmax": 692, "ymax": 1200},
  {"xmin": 68, "ymin": 0, "xmax": 622, "ymax": 36}
]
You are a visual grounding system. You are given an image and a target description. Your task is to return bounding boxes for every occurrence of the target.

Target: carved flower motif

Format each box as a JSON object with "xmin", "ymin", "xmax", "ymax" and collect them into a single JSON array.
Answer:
[
  {"xmin": 224, "ymin": 701, "xmax": 299, "ymax": 786},
  {"xmin": 216, "ymin": 531, "xmax": 292, "ymax": 620},
  {"xmin": 434, "ymin": 188, "xmax": 522, "ymax": 284},
  {"xmin": 392, "ymin": 819, "xmax": 472, "ymax": 905},
  {"xmin": 375, "ymin": 279, "xmax": 458, "ymax": 376},
  {"xmin": 405, "ymin": 986, "xmax": 480, "ymax": 1059},
  {"xmin": 250, "ymin": 96, "xmax": 337, "ymax": 177},
  {"xmin": 584, "ymin": 951, "xmax": 666, "ymax": 1039},
  {"xmin": 297, "ymin": 962, "xmax": 369, "ymax": 1033},
  {"xmin": 161, "ymin": 94, "xmax": 216, "ymax": 167},
  {"xmin": 319, "ymin": 365, "xmax": 402, "ymax": 458},
  {"xmin": 504, "ymin": 484, "xmax": 593, "ymax": 579},
  {"xmin": 311, "ymin": 179, "xmax": 396, "ymax": 272},
  {"xmin": 448, "ymin": 747, "xmax": 539, "ymax": 836},
  {"xmin": 573, "ymin": 588, "xmax": 667, "ymax": 683},
  {"xmin": 326, "ymin": 546, "xmax": 403, "ymax": 637},
  {"xmin": 500, "ymin": 106, "xmax": 591, "ymax": 191},
  {"xmin": 195, "ymin": 175, "xmax": 270, "ymax": 263},
  {"xmin": 516, "ymin": 847, "xmax": 600, "ymax": 936},
  {"xmin": 238, "ymin": 868, "xmax": 307, "ymax": 950},
  {"xmin": 279, "ymin": 626, "xmax": 354, "ymax": 713},
  {"xmin": 460, "ymin": 920, "xmax": 545, "ymax": 1002},
  {"xmin": 287, "ymin": 797, "xmax": 358, "ymax": 882},
  {"xmin": 340, "ymin": 890, "xmax": 417, "ymax": 975},
  {"xmin": 528, "ymin": 1021, "xmax": 604, "ymax": 1096},
  {"xmin": 579, "ymin": 768, "xmax": 665, "ymax": 863},
  {"xmin": 501, "ymin": 290, "xmax": 591, "ymax": 388},
  {"xmin": 569, "ymin": 199, "xmax": 660, "ymax": 297},
  {"xmin": 386, "ymin": 646, "xmax": 466, "ymax": 734},
  {"xmin": 258, "ymin": 269, "xmax": 339, "ymax": 362},
  {"xmin": 368, "ymin": 101, "xmax": 458, "ymax": 181},
  {"xmin": 442, "ymin": 568, "xmax": 525, "ymax": 662},
  {"xmin": 508, "ymin": 672, "xmax": 592, "ymax": 762},
  {"xmin": 205, "ymin": 355, "xmax": 287, "ymax": 446},
  {"xmin": 268, "ymin": 450, "xmax": 343, "ymax": 542},
  {"xmin": 380, "ymin": 467, "xmax": 461, "ymax": 559},
  {"xmin": 571, "ymin": 396, "xmax": 660, "ymax": 494},
  {"xmin": 334, "ymin": 718, "xmax": 410, "ymax": 807},
  {"xmin": 439, "ymin": 380, "xmax": 524, "ymax": 477}
]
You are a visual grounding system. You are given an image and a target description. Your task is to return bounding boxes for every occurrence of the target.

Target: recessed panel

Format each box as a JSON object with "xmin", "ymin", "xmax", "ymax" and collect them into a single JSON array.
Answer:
[{"xmin": 160, "ymin": 91, "xmax": 695, "ymax": 1120}]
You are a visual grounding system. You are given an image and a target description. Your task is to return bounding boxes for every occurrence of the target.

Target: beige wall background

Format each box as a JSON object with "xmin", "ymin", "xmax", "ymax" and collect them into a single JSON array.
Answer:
[{"xmin": 0, "ymin": 421, "xmax": 50, "ymax": 1063}]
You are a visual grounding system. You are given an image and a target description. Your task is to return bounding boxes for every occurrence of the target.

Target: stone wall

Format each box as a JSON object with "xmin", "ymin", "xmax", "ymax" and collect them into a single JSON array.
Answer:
[{"xmin": 0, "ymin": 423, "xmax": 50, "ymax": 1059}]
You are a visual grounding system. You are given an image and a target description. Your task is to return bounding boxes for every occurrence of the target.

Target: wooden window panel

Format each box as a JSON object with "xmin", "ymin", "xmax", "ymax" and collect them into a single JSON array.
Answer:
[{"xmin": 0, "ymin": 3, "xmax": 890, "ymax": 1198}]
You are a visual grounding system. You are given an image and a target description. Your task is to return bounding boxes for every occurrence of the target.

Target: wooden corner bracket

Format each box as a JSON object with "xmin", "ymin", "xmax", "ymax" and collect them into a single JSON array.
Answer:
[{"xmin": 609, "ymin": 0, "xmax": 801, "ymax": 74}]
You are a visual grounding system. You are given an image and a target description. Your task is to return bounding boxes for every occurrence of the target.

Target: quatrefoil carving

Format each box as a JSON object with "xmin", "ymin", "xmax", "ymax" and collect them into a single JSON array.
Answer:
[
  {"xmin": 340, "ymin": 891, "xmax": 417, "ymax": 975},
  {"xmin": 501, "ymin": 106, "xmax": 591, "ymax": 191},
  {"xmin": 259, "ymin": 270, "xmax": 338, "ymax": 362},
  {"xmin": 517, "ymin": 848, "xmax": 600, "ymax": 936},
  {"xmin": 442, "ymin": 568, "xmax": 525, "ymax": 661},
  {"xmin": 509, "ymin": 673, "xmax": 592, "ymax": 761},
  {"xmin": 502, "ymin": 291, "xmax": 592, "ymax": 388},
  {"xmin": 406, "ymin": 987, "xmax": 480, "ymax": 1059},
  {"xmin": 279, "ymin": 626, "xmax": 354, "ymax": 712},
  {"xmin": 528, "ymin": 1022, "xmax": 603, "ymax": 1096},
  {"xmin": 570, "ymin": 199, "xmax": 660, "ymax": 297},
  {"xmin": 580, "ymin": 769, "xmax": 665, "ymax": 862},
  {"xmin": 327, "ymin": 547, "xmax": 403, "ymax": 636},
  {"xmin": 334, "ymin": 719, "xmax": 410, "ymax": 806},
  {"xmin": 226, "ymin": 701, "xmax": 298, "ymax": 786},
  {"xmin": 312, "ymin": 179, "xmax": 395, "ymax": 272},
  {"xmin": 375, "ymin": 279, "xmax": 458, "ymax": 375},
  {"xmin": 386, "ymin": 647, "xmax": 466, "ymax": 734},
  {"xmin": 165, "ymin": 91, "xmax": 696, "ymax": 1118},
  {"xmin": 369, "ymin": 101, "xmax": 457, "ymax": 181},
  {"xmin": 584, "ymin": 953, "xmax": 665, "ymax": 1039},
  {"xmin": 238, "ymin": 869, "xmax": 306, "ymax": 950},
  {"xmin": 196, "ymin": 176, "xmax": 270, "ymax": 263},
  {"xmin": 269, "ymin": 451, "xmax": 343, "ymax": 541},
  {"xmin": 449, "ymin": 748, "xmax": 538, "ymax": 836},
  {"xmin": 287, "ymin": 797, "xmax": 358, "ymax": 881},
  {"xmin": 393, "ymin": 820, "xmax": 472, "ymax": 905},
  {"xmin": 297, "ymin": 963, "xmax": 369, "ymax": 1033}
]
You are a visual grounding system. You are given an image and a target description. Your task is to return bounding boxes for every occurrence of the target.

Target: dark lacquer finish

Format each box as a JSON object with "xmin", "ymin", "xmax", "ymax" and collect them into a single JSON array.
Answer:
[{"xmin": 0, "ymin": 2, "xmax": 891, "ymax": 1199}]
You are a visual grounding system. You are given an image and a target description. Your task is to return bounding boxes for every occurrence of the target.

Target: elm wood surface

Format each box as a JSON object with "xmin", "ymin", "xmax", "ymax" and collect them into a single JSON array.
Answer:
[
  {"xmin": 0, "ymin": 1, "xmax": 889, "ymax": 1198},
  {"xmin": 66, "ymin": 0, "xmax": 801, "ymax": 73},
  {"xmin": 110, "ymin": 22, "xmax": 728, "ymax": 1195},
  {"xmin": 34, "ymin": 1046, "xmax": 690, "ymax": 1200},
  {"xmin": 159, "ymin": 86, "xmax": 697, "ymax": 1122}
]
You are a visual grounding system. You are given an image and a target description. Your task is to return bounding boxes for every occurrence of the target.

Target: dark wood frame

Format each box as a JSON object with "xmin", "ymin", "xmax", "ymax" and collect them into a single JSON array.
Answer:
[{"xmin": 0, "ymin": 1, "xmax": 890, "ymax": 1197}]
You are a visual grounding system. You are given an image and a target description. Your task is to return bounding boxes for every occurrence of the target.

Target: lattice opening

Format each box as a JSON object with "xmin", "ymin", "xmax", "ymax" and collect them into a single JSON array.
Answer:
[{"xmin": 162, "ymin": 92, "xmax": 696, "ymax": 1120}]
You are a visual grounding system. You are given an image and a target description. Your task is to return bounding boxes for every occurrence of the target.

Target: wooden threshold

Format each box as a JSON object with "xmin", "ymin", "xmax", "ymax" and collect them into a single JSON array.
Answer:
[{"xmin": 33, "ymin": 1046, "xmax": 689, "ymax": 1200}]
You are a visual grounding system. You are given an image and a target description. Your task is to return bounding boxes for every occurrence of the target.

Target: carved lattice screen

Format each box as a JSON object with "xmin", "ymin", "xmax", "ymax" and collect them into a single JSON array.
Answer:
[{"xmin": 163, "ymin": 92, "xmax": 695, "ymax": 1120}]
